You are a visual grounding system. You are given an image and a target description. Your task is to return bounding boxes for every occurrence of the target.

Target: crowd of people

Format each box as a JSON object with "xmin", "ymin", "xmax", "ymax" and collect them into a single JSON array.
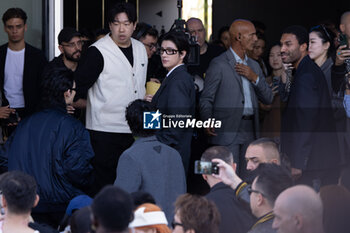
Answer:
[{"xmin": 0, "ymin": 2, "xmax": 349, "ymax": 233}]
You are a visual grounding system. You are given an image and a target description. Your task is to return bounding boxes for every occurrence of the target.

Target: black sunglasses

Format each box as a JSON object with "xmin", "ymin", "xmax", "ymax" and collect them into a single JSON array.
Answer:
[
  {"xmin": 247, "ymin": 186, "xmax": 265, "ymax": 196},
  {"xmin": 171, "ymin": 220, "xmax": 183, "ymax": 229}
]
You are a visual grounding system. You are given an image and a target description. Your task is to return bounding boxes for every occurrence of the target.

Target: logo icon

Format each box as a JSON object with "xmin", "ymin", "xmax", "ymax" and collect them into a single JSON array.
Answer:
[{"xmin": 143, "ymin": 110, "xmax": 162, "ymax": 129}]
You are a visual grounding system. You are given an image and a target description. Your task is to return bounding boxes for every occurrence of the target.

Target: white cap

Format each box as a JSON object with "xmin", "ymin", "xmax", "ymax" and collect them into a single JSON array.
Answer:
[{"xmin": 129, "ymin": 207, "xmax": 168, "ymax": 228}]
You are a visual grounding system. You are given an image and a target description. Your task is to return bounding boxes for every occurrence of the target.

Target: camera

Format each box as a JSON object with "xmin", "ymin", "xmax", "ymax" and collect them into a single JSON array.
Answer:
[
  {"xmin": 168, "ymin": 0, "xmax": 200, "ymax": 66},
  {"xmin": 194, "ymin": 160, "xmax": 219, "ymax": 175}
]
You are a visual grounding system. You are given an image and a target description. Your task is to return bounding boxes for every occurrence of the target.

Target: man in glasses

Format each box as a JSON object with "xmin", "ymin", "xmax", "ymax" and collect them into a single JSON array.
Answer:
[
  {"xmin": 0, "ymin": 8, "xmax": 47, "ymax": 123},
  {"xmin": 74, "ymin": 2, "xmax": 148, "ymax": 195},
  {"xmin": 45, "ymin": 27, "xmax": 82, "ymax": 73},
  {"xmin": 247, "ymin": 163, "xmax": 292, "ymax": 233}
]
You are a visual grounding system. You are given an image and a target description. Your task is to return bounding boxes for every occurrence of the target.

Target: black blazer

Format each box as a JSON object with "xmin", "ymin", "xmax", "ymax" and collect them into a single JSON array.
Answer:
[
  {"xmin": 152, "ymin": 65, "xmax": 196, "ymax": 172},
  {"xmin": 281, "ymin": 55, "xmax": 340, "ymax": 171},
  {"xmin": 0, "ymin": 43, "xmax": 47, "ymax": 117}
]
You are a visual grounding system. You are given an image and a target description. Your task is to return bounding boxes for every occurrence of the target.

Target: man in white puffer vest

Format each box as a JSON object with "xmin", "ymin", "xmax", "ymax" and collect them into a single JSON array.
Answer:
[{"xmin": 74, "ymin": 2, "xmax": 148, "ymax": 195}]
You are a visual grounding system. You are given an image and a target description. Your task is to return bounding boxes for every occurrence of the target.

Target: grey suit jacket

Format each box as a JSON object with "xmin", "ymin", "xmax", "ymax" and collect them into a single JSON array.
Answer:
[
  {"xmin": 199, "ymin": 49, "xmax": 273, "ymax": 145},
  {"xmin": 114, "ymin": 136, "xmax": 186, "ymax": 223}
]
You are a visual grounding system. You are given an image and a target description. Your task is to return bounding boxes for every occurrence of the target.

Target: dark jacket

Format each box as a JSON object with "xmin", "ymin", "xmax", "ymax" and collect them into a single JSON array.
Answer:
[
  {"xmin": 247, "ymin": 212, "xmax": 276, "ymax": 233},
  {"xmin": 0, "ymin": 107, "xmax": 94, "ymax": 213},
  {"xmin": 281, "ymin": 55, "xmax": 340, "ymax": 171},
  {"xmin": 152, "ymin": 65, "xmax": 196, "ymax": 173},
  {"xmin": 0, "ymin": 43, "xmax": 48, "ymax": 117},
  {"xmin": 205, "ymin": 182, "xmax": 255, "ymax": 233}
]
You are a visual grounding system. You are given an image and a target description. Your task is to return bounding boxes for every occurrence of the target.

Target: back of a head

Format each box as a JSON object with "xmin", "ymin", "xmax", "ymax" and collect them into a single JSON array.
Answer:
[
  {"xmin": 70, "ymin": 206, "xmax": 92, "ymax": 233},
  {"xmin": 282, "ymin": 25, "xmax": 309, "ymax": 46},
  {"xmin": 133, "ymin": 22, "xmax": 158, "ymax": 40},
  {"xmin": 2, "ymin": 8, "xmax": 27, "ymax": 25},
  {"xmin": 254, "ymin": 163, "xmax": 293, "ymax": 207},
  {"xmin": 201, "ymin": 146, "xmax": 233, "ymax": 164},
  {"xmin": 91, "ymin": 185, "xmax": 134, "ymax": 232},
  {"xmin": 108, "ymin": 2, "xmax": 137, "ymax": 24},
  {"xmin": 319, "ymin": 185, "xmax": 350, "ymax": 233},
  {"xmin": 131, "ymin": 191, "xmax": 156, "ymax": 208},
  {"xmin": 131, "ymin": 203, "xmax": 170, "ymax": 233},
  {"xmin": 249, "ymin": 138, "xmax": 280, "ymax": 163},
  {"xmin": 41, "ymin": 68, "xmax": 74, "ymax": 109},
  {"xmin": 174, "ymin": 194, "xmax": 220, "ymax": 233},
  {"xmin": 126, "ymin": 99, "xmax": 157, "ymax": 137},
  {"xmin": 0, "ymin": 171, "xmax": 37, "ymax": 215},
  {"xmin": 278, "ymin": 185, "xmax": 323, "ymax": 225}
]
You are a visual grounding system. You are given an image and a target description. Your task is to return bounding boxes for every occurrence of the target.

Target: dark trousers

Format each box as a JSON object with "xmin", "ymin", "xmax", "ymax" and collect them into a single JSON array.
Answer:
[{"xmin": 89, "ymin": 130, "xmax": 134, "ymax": 195}]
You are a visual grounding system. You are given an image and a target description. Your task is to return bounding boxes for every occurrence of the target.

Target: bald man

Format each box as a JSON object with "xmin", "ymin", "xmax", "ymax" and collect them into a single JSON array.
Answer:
[
  {"xmin": 200, "ymin": 19, "xmax": 273, "ymax": 175},
  {"xmin": 245, "ymin": 137, "xmax": 281, "ymax": 171},
  {"xmin": 272, "ymin": 185, "xmax": 324, "ymax": 233}
]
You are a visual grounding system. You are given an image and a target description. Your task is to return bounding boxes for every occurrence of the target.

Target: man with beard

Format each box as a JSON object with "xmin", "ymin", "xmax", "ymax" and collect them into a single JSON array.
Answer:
[
  {"xmin": 279, "ymin": 25, "xmax": 340, "ymax": 190},
  {"xmin": 44, "ymin": 28, "xmax": 82, "ymax": 73}
]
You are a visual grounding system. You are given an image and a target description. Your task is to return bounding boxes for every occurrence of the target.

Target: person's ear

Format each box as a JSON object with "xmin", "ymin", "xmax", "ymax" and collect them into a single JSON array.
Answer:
[
  {"xmin": 294, "ymin": 215, "xmax": 303, "ymax": 230},
  {"xmin": 270, "ymin": 159, "xmax": 278, "ymax": 165},
  {"xmin": 33, "ymin": 194, "xmax": 40, "ymax": 208},
  {"xmin": 300, "ymin": 43, "xmax": 307, "ymax": 52},
  {"xmin": 324, "ymin": 41, "xmax": 330, "ymax": 51},
  {"xmin": 180, "ymin": 50, "xmax": 187, "ymax": 60},
  {"xmin": 58, "ymin": 45, "xmax": 64, "ymax": 54},
  {"xmin": 24, "ymin": 23, "xmax": 27, "ymax": 32},
  {"xmin": 64, "ymin": 90, "xmax": 71, "ymax": 98},
  {"xmin": 231, "ymin": 162, "xmax": 237, "ymax": 172},
  {"xmin": 257, "ymin": 193, "xmax": 264, "ymax": 206},
  {"xmin": 202, "ymin": 174, "xmax": 208, "ymax": 181},
  {"xmin": 133, "ymin": 22, "xmax": 137, "ymax": 31},
  {"xmin": 1, "ymin": 195, "xmax": 7, "ymax": 209}
]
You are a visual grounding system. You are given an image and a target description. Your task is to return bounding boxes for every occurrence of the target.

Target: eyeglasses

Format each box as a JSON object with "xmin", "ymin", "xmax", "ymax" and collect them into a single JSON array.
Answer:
[
  {"xmin": 171, "ymin": 221, "xmax": 183, "ymax": 229},
  {"xmin": 61, "ymin": 40, "xmax": 83, "ymax": 48},
  {"xmin": 157, "ymin": 48, "xmax": 179, "ymax": 55},
  {"xmin": 247, "ymin": 186, "xmax": 265, "ymax": 196},
  {"xmin": 143, "ymin": 43, "xmax": 157, "ymax": 50},
  {"xmin": 310, "ymin": 24, "xmax": 331, "ymax": 42}
]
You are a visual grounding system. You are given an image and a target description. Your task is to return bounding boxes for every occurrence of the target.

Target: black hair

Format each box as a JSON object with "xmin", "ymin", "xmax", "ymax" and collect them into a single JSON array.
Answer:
[
  {"xmin": 94, "ymin": 28, "xmax": 110, "ymax": 39},
  {"xmin": 282, "ymin": 25, "xmax": 309, "ymax": 46},
  {"xmin": 91, "ymin": 185, "xmax": 134, "ymax": 232},
  {"xmin": 310, "ymin": 25, "xmax": 336, "ymax": 58},
  {"xmin": 70, "ymin": 206, "xmax": 92, "ymax": 233},
  {"xmin": 252, "ymin": 20, "xmax": 266, "ymax": 32},
  {"xmin": 131, "ymin": 191, "xmax": 156, "ymax": 208},
  {"xmin": 126, "ymin": 99, "xmax": 157, "ymax": 137},
  {"xmin": 0, "ymin": 171, "xmax": 37, "ymax": 214},
  {"xmin": 107, "ymin": 2, "xmax": 137, "ymax": 24},
  {"xmin": 249, "ymin": 137, "xmax": 280, "ymax": 161},
  {"xmin": 217, "ymin": 26, "xmax": 229, "ymax": 40},
  {"xmin": 133, "ymin": 22, "xmax": 158, "ymax": 40},
  {"xmin": 2, "ymin": 8, "xmax": 27, "ymax": 25},
  {"xmin": 161, "ymin": 30, "xmax": 190, "ymax": 64},
  {"xmin": 201, "ymin": 146, "xmax": 233, "ymax": 164},
  {"xmin": 40, "ymin": 68, "xmax": 74, "ymax": 109},
  {"xmin": 254, "ymin": 163, "xmax": 293, "ymax": 207}
]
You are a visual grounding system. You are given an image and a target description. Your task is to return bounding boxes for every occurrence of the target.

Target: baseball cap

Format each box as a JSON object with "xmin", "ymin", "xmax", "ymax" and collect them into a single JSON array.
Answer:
[{"xmin": 58, "ymin": 27, "xmax": 81, "ymax": 45}]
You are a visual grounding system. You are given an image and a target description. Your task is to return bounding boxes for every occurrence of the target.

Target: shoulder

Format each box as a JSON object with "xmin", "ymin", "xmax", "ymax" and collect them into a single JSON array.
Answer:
[{"xmin": 25, "ymin": 43, "xmax": 44, "ymax": 55}]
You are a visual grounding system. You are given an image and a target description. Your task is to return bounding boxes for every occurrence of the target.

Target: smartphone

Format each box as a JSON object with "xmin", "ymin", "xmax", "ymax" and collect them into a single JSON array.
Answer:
[
  {"xmin": 339, "ymin": 33, "xmax": 348, "ymax": 49},
  {"xmin": 272, "ymin": 76, "xmax": 279, "ymax": 88},
  {"xmin": 194, "ymin": 160, "xmax": 219, "ymax": 175}
]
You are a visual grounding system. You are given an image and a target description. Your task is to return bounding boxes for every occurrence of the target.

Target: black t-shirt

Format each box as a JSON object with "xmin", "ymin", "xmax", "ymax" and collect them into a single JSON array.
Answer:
[
  {"xmin": 187, "ymin": 43, "xmax": 226, "ymax": 78},
  {"xmin": 119, "ymin": 45, "xmax": 133, "ymax": 67}
]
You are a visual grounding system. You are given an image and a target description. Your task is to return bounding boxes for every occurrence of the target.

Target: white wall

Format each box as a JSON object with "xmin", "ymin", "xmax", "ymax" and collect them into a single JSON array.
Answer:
[{"xmin": 139, "ymin": 0, "xmax": 178, "ymax": 34}]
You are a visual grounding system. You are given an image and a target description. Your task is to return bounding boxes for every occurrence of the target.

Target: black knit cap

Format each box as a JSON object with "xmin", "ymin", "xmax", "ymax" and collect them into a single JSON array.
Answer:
[{"xmin": 58, "ymin": 27, "xmax": 81, "ymax": 45}]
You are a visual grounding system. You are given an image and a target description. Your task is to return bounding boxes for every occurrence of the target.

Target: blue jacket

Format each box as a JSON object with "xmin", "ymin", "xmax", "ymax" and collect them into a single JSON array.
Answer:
[{"xmin": 0, "ymin": 107, "xmax": 94, "ymax": 212}]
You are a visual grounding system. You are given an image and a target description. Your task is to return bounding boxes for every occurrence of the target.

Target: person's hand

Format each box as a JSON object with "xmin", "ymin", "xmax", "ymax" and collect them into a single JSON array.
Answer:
[
  {"xmin": 335, "ymin": 45, "xmax": 350, "ymax": 66},
  {"xmin": 72, "ymin": 99, "xmax": 87, "ymax": 109},
  {"xmin": 144, "ymin": 94, "xmax": 153, "ymax": 102},
  {"xmin": 150, "ymin": 78, "xmax": 161, "ymax": 84},
  {"xmin": 281, "ymin": 63, "xmax": 293, "ymax": 84},
  {"xmin": 291, "ymin": 167, "xmax": 302, "ymax": 181},
  {"xmin": 235, "ymin": 63, "xmax": 258, "ymax": 83},
  {"xmin": 0, "ymin": 106, "xmax": 15, "ymax": 119},
  {"xmin": 272, "ymin": 85, "xmax": 279, "ymax": 96},
  {"xmin": 205, "ymin": 127, "xmax": 217, "ymax": 136},
  {"xmin": 66, "ymin": 104, "xmax": 75, "ymax": 115},
  {"xmin": 212, "ymin": 158, "xmax": 242, "ymax": 190}
]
